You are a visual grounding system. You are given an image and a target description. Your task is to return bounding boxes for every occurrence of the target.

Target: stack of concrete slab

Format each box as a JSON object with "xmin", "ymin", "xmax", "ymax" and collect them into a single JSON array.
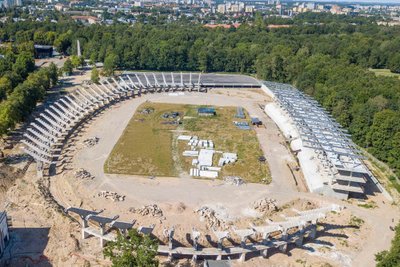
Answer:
[
  {"xmin": 183, "ymin": 150, "xmax": 199, "ymax": 157},
  {"xmin": 218, "ymin": 153, "xmax": 238, "ymax": 166},
  {"xmin": 178, "ymin": 135, "xmax": 192, "ymax": 141},
  {"xmin": 179, "ymin": 136, "xmax": 238, "ymax": 179},
  {"xmin": 198, "ymin": 149, "xmax": 214, "ymax": 167}
]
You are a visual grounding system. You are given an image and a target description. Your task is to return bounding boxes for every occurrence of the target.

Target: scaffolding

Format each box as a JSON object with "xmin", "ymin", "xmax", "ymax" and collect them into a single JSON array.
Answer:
[{"xmin": 263, "ymin": 81, "xmax": 384, "ymax": 198}]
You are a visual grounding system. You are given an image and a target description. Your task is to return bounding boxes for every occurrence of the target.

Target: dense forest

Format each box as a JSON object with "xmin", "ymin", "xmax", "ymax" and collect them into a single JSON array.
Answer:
[{"xmin": 0, "ymin": 13, "xmax": 400, "ymax": 190}]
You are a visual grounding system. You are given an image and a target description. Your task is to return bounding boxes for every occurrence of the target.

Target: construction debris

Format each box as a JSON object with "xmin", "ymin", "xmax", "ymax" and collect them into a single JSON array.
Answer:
[
  {"xmin": 195, "ymin": 206, "xmax": 226, "ymax": 229},
  {"xmin": 140, "ymin": 108, "xmax": 154, "ymax": 114},
  {"xmin": 97, "ymin": 191, "xmax": 125, "ymax": 202},
  {"xmin": 130, "ymin": 204, "xmax": 163, "ymax": 217},
  {"xmin": 253, "ymin": 197, "xmax": 278, "ymax": 213},
  {"xmin": 223, "ymin": 176, "xmax": 244, "ymax": 186},
  {"xmin": 83, "ymin": 137, "xmax": 99, "ymax": 147},
  {"xmin": 74, "ymin": 169, "xmax": 94, "ymax": 180}
]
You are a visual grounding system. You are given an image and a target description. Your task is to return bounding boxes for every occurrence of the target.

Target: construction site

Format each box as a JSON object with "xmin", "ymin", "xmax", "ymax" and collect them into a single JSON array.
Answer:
[{"xmin": 0, "ymin": 71, "xmax": 399, "ymax": 267}]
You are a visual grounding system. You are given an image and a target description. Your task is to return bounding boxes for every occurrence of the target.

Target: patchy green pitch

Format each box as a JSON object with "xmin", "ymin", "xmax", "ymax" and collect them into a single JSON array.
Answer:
[{"xmin": 105, "ymin": 102, "xmax": 270, "ymax": 183}]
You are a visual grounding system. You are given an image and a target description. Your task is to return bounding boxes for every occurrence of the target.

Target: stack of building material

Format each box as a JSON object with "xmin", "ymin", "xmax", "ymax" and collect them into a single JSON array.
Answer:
[
  {"xmin": 183, "ymin": 150, "xmax": 199, "ymax": 157},
  {"xmin": 83, "ymin": 137, "xmax": 99, "ymax": 147},
  {"xmin": 253, "ymin": 197, "xmax": 278, "ymax": 213},
  {"xmin": 224, "ymin": 176, "xmax": 244, "ymax": 186},
  {"xmin": 218, "ymin": 153, "xmax": 238, "ymax": 166},
  {"xmin": 130, "ymin": 204, "xmax": 163, "ymax": 217},
  {"xmin": 202, "ymin": 166, "xmax": 222, "ymax": 172},
  {"xmin": 75, "ymin": 168, "xmax": 94, "ymax": 179},
  {"xmin": 97, "ymin": 191, "xmax": 125, "ymax": 202},
  {"xmin": 198, "ymin": 149, "xmax": 214, "ymax": 167},
  {"xmin": 190, "ymin": 168, "xmax": 200, "ymax": 176},
  {"xmin": 199, "ymin": 170, "xmax": 219, "ymax": 178},
  {"xmin": 177, "ymin": 135, "xmax": 192, "ymax": 141},
  {"xmin": 189, "ymin": 138, "xmax": 199, "ymax": 147},
  {"xmin": 197, "ymin": 140, "xmax": 214, "ymax": 148}
]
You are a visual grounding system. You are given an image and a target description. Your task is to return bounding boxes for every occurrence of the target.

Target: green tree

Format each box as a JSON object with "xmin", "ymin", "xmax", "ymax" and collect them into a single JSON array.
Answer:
[
  {"xmin": 366, "ymin": 109, "xmax": 400, "ymax": 162},
  {"xmin": 388, "ymin": 54, "xmax": 400, "ymax": 73},
  {"xmin": 103, "ymin": 53, "xmax": 119, "ymax": 76},
  {"xmin": 0, "ymin": 77, "xmax": 12, "ymax": 101},
  {"xmin": 91, "ymin": 67, "xmax": 100, "ymax": 84},
  {"xmin": 54, "ymin": 31, "xmax": 72, "ymax": 55},
  {"xmin": 103, "ymin": 229, "xmax": 158, "ymax": 267},
  {"xmin": 71, "ymin": 55, "xmax": 85, "ymax": 69},
  {"xmin": 63, "ymin": 59, "xmax": 73, "ymax": 76},
  {"xmin": 48, "ymin": 62, "xmax": 58, "ymax": 86},
  {"xmin": 12, "ymin": 52, "xmax": 35, "ymax": 79}
]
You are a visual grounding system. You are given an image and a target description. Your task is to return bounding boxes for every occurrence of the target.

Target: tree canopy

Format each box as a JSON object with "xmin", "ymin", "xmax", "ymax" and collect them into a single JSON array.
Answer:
[{"xmin": 103, "ymin": 229, "xmax": 159, "ymax": 267}]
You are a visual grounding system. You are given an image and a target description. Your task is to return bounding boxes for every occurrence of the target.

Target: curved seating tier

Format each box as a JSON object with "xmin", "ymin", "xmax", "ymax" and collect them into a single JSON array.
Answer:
[{"xmin": 22, "ymin": 73, "xmax": 205, "ymax": 169}]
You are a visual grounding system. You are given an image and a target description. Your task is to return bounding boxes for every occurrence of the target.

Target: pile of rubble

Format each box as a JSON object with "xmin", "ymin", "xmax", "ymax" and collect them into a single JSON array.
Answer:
[
  {"xmin": 130, "ymin": 204, "xmax": 163, "ymax": 217},
  {"xmin": 195, "ymin": 206, "xmax": 226, "ymax": 229},
  {"xmin": 223, "ymin": 176, "xmax": 244, "ymax": 186},
  {"xmin": 141, "ymin": 108, "xmax": 154, "ymax": 114},
  {"xmin": 83, "ymin": 137, "xmax": 99, "ymax": 147},
  {"xmin": 253, "ymin": 197, "xmax": 278, "ymax": 213},
  {"xmin": 97, "ymin": 191, "xmax": 125, "ymax": 202},
  {"xmin": 74, "ymin": 169, "xmax": 94, "ymax": 180}
]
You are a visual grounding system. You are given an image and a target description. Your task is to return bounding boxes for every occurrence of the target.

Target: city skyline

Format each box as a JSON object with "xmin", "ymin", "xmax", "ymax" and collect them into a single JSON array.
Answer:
[{"xmin": 285, "ymin": 0, "xmax": 400, "ymax": 4}]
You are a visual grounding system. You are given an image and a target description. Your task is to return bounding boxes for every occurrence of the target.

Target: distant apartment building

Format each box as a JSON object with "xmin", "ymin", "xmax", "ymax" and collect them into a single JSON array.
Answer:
[
  {"xmin": 217, "ymin": 4, "xmax": 226, "ymax": 14},
  {"xmin": 2, "ymin": 0, "xmax": 22, "ymax": 8},
  {"xmin": 71, "ymin": 15, "xmax": 100, "ymax": 24},
  {"xmin": 133, "ymin": 1, "xmax": 143, "ymax": 7},
  {"xmin": 54, "ymin": 3, "xmax": 66, "ymax": 11},
  {"xmin": 330, "ymin": 5, "xmax": 342, "ymax": 14},
  {"xmin": 245, "ymin": 5, "xmax": 254, "ymax": 13},
  {"xmin": 216, "ymin": 2, "xmax": 249, "ymax": 14}
]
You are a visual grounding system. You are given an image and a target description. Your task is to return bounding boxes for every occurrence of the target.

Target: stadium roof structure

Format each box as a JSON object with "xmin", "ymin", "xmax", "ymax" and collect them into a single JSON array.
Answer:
[{"xmin": 263, "ymin": 81, "xmax": 384, "ymax": 198}]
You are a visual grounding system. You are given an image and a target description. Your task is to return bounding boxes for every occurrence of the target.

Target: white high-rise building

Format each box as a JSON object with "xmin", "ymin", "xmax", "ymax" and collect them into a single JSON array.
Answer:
[{"xmin": 3, "ymin": 0, "xmax": 22, "ymax": 8}]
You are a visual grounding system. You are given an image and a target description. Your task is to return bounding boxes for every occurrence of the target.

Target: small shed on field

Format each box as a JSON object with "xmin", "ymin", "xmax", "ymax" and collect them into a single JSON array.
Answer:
[
  {"xmin": 198, "ymin": 107, "xmax": 216, "ymax": 116},
  {"xmin": 251, "ymin": 117, "xmax": 262, "ymax": 126}
]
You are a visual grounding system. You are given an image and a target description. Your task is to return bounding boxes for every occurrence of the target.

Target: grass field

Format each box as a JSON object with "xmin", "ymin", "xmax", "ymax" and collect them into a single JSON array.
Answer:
[
  {"xmin": 105, "ymin": 102, "xmax": 270, "ymax": 183},
  {"xmin": 369, "ymin": 68, "xmax": 400, "ymax": 79},
  {"xmin": 104, "ymin": 103, "xmax": 186, "ymax": 176}
]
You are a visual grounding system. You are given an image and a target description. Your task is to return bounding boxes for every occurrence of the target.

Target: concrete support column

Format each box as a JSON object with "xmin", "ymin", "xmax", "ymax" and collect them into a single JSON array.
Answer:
[
  {"xmin": 239, "ymin": 252, "xmax": 246, "ymax": 262},
  {"xmin": 37, "ymin": 161, "xmax": 44, "ymax": 178},
  {"xmin": 100, "ymin": 224, "xmax": 106, "ymax": 247},
  {"xmin": 310, "ymin": 225, "xmax": 317, "ymax": 239},
  {"xmin": 191, "ymin": 254, "xmax": 197, "ymax": 263},
  {"xmin": 281, "ymin": 229, "xmax": 288, "ymax": 241},
  {"xmin": 279, "ymin": 243, "xmax": 288, "ymax": 253},
  {"xmin": 261, "ymin": 248, "xmax": 269, "ymax": 258},
  {"xmin": 295, "ymin": 232, "xmax": 304, "ymax": 246},
  {"xmin": 217, "ymin": 241, "xmax": 223, "ymax": 250},
  {"xmin": 82, "ymin": 219, "xmax": 89, "ymax": 239}
]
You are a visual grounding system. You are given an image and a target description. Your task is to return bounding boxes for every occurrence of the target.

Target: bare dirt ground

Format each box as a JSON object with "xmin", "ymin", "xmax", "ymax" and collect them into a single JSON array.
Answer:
[{"xmin": 0, "ymin": 85, "xmax": 399, "ymax": 267}]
